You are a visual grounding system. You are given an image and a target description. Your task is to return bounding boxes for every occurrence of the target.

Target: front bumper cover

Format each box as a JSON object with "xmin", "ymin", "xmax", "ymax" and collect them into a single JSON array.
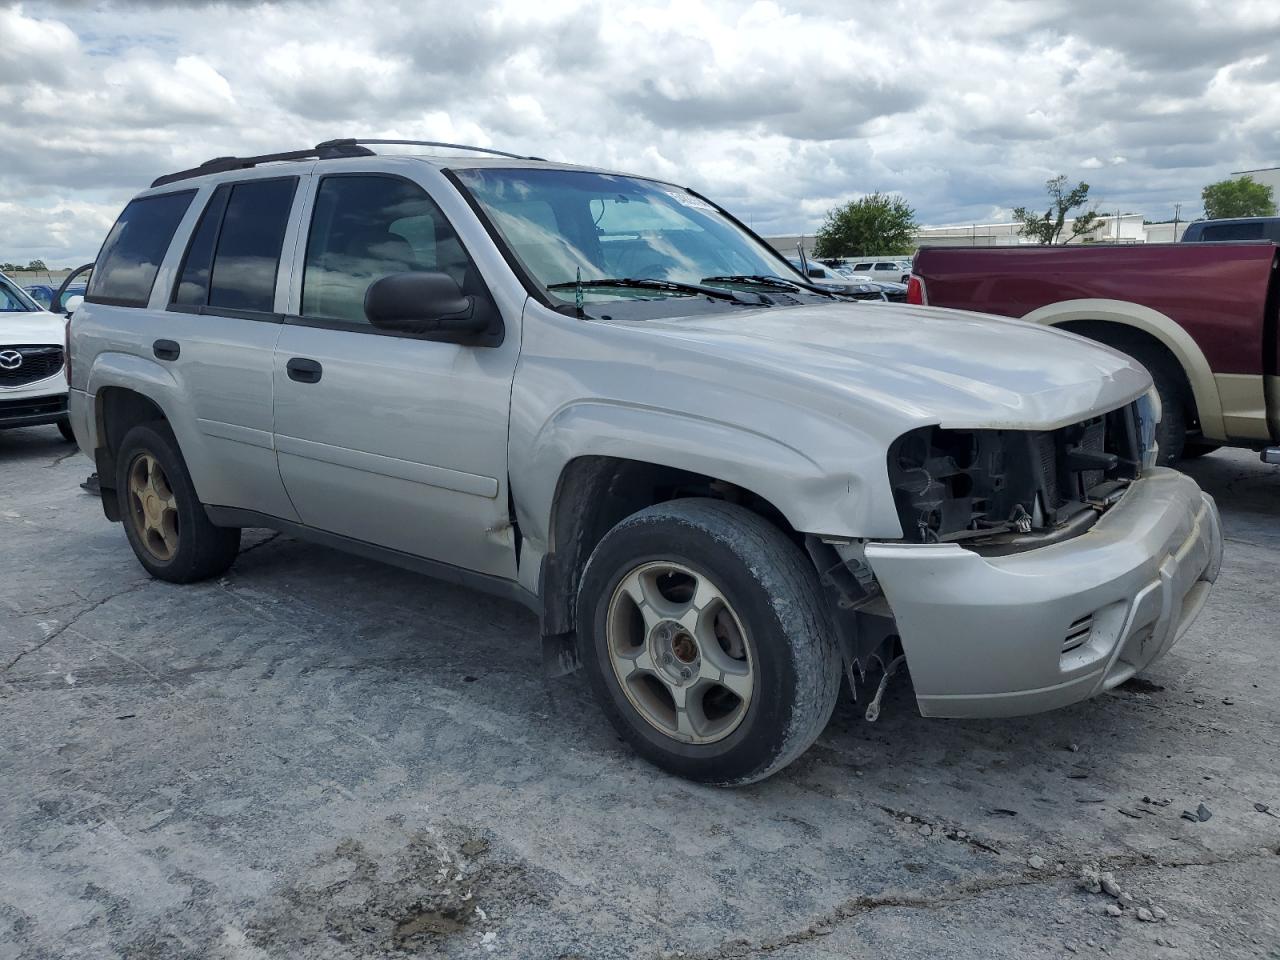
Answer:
[{"xmin": 864, "ymin": 468, "xmax": 1223, "ymax": 718}]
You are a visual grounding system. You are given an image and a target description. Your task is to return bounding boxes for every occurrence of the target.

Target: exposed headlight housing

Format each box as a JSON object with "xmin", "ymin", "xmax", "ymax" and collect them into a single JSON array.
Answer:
[{"xmin": 887, "ymin": 401, "xmax": 1147, "ymax": 549}]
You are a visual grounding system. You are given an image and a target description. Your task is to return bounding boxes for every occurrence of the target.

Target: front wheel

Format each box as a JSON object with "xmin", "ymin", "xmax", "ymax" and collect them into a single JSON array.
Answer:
[
  {"xmin": 577, "ymin": 499, "xmax": 841, "ymax": 785},
  {"xmin": 115, "ymin": 422, "xmax": 241, "ymax": 582},
  {"xmin": 57, "ymin": 417, "xmax": 75, "ymax": 443}
]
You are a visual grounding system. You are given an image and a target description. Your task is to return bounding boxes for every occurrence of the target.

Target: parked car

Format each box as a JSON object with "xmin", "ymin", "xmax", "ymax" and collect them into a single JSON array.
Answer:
[
  {"xmin": 68, "ymin": 140, "xmax": 1221, "ymax": 785},
  {"xmin": 786, "ymin": 257, "xmax": 887, "ymax": 299},
  {"xmin": 1180, "ymin": 217, "xmax": 1280, "ymax": 243},
  {"xmin": 848, "ymin": 259, "xmax": 912, "ymax": 283},
  {"xmin": 909, "ymin": 244, "xmax": 1280, "ymax": 464},
  {"xmin": 25, "ymin": 283, "xmax": 87, "ymax": 312},
  {"xmin": 0, "ymin": 270, "xmax": 74, "ymax": 441}
]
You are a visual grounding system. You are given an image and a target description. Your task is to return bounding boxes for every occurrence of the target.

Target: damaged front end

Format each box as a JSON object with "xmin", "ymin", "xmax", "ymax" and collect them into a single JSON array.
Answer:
[
  {"xmin": 886, "ymin": 398, "xmax": 1154, "ymax": 554},
  {"xmin": 809, "ymin": 396, "xmax": 1162, "ymax": 717}
]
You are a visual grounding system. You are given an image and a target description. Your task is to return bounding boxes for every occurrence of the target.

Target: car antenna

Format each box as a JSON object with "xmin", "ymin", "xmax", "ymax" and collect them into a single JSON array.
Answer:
[
  {"xmin": 575, "ymin": 266, "xmax": 584, "ymax": 316},
  {"xmin": 797, "ymin": 242, "xmax": 810, "ymax": 279}
]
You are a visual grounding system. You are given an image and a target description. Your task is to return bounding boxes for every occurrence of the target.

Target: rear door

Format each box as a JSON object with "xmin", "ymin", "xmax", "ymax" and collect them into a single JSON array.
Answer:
[
  {"xmin": 270, "ymin": 169, "xmax": 520, "ymax": 579},
  {"xmin": 159, "ymin": 173, "xmax": 303, "ymax": 519}
]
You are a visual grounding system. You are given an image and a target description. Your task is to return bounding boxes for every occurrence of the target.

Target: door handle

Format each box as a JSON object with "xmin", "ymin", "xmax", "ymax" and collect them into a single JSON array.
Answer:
[
  {"xmin": 153, "ymin": 339, "xmax": 180, "ymax": 361},
  {"xmin": 286, "ymin": 357, "xmax": 323, "ymax": 384}
]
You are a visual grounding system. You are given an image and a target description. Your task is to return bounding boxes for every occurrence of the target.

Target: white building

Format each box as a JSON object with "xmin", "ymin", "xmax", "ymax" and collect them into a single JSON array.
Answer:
[{"xmin": 1231, "ymin": 166, "xmax": 1280, "ymax": 199}]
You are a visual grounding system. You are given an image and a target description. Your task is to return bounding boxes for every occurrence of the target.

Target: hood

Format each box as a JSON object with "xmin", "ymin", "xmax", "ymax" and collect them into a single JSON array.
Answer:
[
  {"xmin": 1, "ymin": 309, "xmax": 63, "ymax": 346},
  {"xmin": 631, "ymin": 301, "xmax": 1151, "ymax": 431}
]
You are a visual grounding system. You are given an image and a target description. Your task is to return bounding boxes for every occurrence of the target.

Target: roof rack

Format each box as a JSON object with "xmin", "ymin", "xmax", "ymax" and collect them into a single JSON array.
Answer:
[{"xmin": 151, "ymin": 138, "xmax": 542, "ymax": 188}]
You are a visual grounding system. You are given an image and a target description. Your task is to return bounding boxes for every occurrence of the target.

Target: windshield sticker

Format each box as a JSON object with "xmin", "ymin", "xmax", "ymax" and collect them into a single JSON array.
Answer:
[{"xmin": 665, "ymin": 191, "xmax": 715, "ymax": 211}]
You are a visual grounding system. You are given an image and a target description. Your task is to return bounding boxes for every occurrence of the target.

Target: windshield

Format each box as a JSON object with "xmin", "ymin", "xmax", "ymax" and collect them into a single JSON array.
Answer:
[
  {"xmin": 1, "ymin": 276, "xmax": 39, "ymax": 312},
  {"xmin": 453, "ymin": 168, "xmax": 805, "ymax": 303}
]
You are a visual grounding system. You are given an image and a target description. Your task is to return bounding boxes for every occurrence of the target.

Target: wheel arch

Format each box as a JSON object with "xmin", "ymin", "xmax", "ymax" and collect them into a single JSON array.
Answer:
[
  {"xmin": 1021, "ymin": 299, "xmax": 1225, "ymax": 440},
  {"xmin": 535, "ymin": 454, "xmax": 804, "ymax": 674},
  {"xmin": 87, "ymin": 354, "xmax": 183, "ymax": 520}
]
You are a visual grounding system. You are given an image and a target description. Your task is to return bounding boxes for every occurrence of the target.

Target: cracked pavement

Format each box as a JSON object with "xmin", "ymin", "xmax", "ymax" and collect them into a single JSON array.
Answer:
[{"xmin": 1, "ymin": 426, "xmax": 1278, "ymax": 959}]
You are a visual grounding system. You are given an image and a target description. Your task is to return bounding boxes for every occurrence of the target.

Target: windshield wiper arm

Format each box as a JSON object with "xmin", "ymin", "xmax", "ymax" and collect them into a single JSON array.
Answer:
[
  {"xmin": 701, "ymin": 274, "xmax": 812, "ymax": 291},
  {"xmin": 546, "ymin": 277, "xmax": 764, "ymax": 304}
]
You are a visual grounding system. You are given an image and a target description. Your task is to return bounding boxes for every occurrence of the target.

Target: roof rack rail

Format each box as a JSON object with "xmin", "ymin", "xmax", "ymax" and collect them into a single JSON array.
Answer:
[
  {"xmin": 151, "ymin": 141, "xmax": 375, "ymax": 187},
  {"xmin": 151, "ymin": 138, "xmax": 542, "ymax": 188},
  {"xmin": 322, "ymin": 138, "xmax": 545, "ymax": 162}
]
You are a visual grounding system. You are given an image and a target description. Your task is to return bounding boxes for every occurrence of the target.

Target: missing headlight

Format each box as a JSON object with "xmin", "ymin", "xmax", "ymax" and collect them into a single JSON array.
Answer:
[{"xmin": 887, "ymin": 403, "xmax": 1144, "ymax": 548}]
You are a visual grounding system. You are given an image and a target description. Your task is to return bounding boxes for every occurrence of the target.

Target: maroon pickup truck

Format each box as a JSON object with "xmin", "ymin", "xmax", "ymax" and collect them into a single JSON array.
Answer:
[{"xmin": 908, "ymin": 243, "xmax": 1280, "ymax": 463}]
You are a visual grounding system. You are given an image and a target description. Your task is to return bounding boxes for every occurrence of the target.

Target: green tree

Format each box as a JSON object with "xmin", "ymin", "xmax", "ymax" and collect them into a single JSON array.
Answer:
[
  {"xmin": 1012, "ymin": 175, "xmax": 1101, "ymax": 244},
  {"xmin": 25, "ymin": 259, "xmax": 47, "ymax": 271},
  {"xmin": 813, "ymin": 192, "xmax": 917, "ymax": 258},
  {"xmin": 1201, "ymin": 175, "xmax": 1276, "ymax": 219}
]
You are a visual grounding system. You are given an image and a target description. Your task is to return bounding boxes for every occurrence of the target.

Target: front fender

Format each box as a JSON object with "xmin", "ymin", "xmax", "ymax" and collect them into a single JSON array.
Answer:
[{"xmin": 518, "ymin": 399, "xmax": 899, "ymax": 548}]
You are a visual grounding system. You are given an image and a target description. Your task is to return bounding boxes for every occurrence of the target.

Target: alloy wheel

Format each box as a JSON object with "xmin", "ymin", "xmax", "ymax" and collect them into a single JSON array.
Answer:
[{"xmin": 605, "ymin": 561, "xmax": 754, "ymax": 745}]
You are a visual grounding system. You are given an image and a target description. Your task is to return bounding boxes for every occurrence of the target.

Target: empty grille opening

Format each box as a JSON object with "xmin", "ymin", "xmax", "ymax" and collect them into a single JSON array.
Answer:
[{"xmin": 1062, "ymin": 614, "xmax": 1094, "ymax": 652}]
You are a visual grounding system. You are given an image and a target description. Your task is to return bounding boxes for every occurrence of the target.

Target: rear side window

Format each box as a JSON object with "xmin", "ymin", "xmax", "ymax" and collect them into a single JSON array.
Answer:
[
  {"xmin": 172, "ymin": 178, "xmax": 297, "ymax": 314},
  {"xmin": 88, "ymin": 191, "xmax": 195, "ymax": 307},
  {"xmin": 1200, "ymin": 222, "xmax": 1266, "ymax": 241}
]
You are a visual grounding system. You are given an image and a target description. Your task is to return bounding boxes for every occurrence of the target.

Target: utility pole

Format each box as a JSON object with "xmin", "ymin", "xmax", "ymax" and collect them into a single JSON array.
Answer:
[{"xmin": 1173, "ymin": 202, "xmax": 1181, "ymax": 240}]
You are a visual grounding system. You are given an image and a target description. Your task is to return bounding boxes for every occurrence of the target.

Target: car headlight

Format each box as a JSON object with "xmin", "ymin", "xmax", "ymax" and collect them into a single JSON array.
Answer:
[{"xmin": 1135, "ymin": 387, "xmax": 1161, "ymax": 470}]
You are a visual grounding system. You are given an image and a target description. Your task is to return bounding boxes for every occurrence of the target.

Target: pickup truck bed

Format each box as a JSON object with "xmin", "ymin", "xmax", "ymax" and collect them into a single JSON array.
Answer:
[{"xmin": 910, "ymin": 242, "xmax": 1280, "ymax": 461}]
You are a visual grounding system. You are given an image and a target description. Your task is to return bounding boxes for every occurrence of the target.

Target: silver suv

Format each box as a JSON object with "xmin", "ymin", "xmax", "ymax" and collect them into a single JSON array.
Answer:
[{"xmin": 67, "ymin": 140, "xmax": 1223, "ymax": 784}]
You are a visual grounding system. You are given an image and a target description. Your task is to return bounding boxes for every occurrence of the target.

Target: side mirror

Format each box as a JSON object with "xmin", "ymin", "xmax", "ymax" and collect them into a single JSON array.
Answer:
[
  {"xmin": 62, "ymin": 295, "xmax": 84, "ymax": 315},
  {"xmin": 364, "ymin": 272, "xmax": 489, "ymax": 338}
]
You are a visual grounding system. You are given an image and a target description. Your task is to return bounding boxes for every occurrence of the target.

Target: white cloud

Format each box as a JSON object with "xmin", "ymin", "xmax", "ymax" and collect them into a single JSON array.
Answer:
[{"xmin": 2, "ymin": 0, "xmax": 1279, "ymax": 265}]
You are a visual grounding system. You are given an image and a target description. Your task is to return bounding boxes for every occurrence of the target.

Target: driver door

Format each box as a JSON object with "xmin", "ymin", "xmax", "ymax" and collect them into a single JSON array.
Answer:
[{"xmin": 271, "ymin": 172, "xmax": 520, "ymax": 579}]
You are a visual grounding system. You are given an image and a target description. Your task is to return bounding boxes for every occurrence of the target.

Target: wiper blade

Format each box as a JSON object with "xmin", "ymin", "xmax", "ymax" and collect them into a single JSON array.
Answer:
[
  {"xmin": 701, "ymin": 274, "xmax": 807, "ymax": 291},
  {"xmin": 547, "ymin": 277, "xmax": 763, "ymax": 304}
]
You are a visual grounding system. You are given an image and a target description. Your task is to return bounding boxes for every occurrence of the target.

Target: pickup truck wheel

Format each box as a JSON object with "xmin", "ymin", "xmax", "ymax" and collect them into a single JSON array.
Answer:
[
  {"xmin": 577, "ymin": 498, "xmax": 841, "ymax": 785},
  {"xmin": 1117, "ymin": 346, "xmax": 1187, "ymax": 464},
  {"xmin": 115, "ymin": 422, "xmax": 241, "ymax": 583}
]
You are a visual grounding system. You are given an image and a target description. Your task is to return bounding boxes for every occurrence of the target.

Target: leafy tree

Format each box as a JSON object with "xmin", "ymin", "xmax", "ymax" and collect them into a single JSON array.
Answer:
[
  {"xmin": 25, "ymin": 259, "xmax": 47, "ymax": 271},
  {"xmin": 813, "ymin": 192, "xmax": 917, "ymax": 258},
  {"xmin": 1201, "ymin": 176, "xmax": 1276, "ymax": 219},
  {"xmin": 1012, "ymin": 175, "xmax": 1101, "ymax": 244}
]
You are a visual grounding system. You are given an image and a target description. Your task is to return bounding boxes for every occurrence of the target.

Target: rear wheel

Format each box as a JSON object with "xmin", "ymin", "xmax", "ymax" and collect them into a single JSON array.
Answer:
[
  {"xmin": 577, "ymin": 498, "xmax": 841, "ymax": 785},
  {"xmin": 115, "ymin": 422, "xmax": 240, "ymax": 582}
]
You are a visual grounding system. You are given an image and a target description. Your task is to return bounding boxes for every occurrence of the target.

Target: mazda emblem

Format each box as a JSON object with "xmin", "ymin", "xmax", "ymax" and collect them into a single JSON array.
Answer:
[{"xmin": 0, "ymin": 349, "xmax": 24, "ymax": 370}]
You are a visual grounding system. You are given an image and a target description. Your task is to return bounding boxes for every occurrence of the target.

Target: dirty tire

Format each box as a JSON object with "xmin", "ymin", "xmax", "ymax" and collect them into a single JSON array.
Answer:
[
  {"xmin": 577, "ymin": 498, "xmax": 841, "ymax": 786},
  {"xmin": 1123, "ymin": 345, "xmax": 1188, "ymax": 464},
  {"xmin": 115, "ymin": 421, "xmax": 240, "ymax": 583},
  {"xmin": 1181, "ymin": 441, "xmax": 1220, "ymax": 460},
  {"xmin": 56, "ymin": 417, "xmax": 76, "ymax": 443}
]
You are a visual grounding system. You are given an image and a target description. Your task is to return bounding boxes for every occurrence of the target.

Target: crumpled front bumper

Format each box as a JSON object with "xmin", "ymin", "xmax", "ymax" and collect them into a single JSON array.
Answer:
[{"xmin": 864, "ymin": 468, "xmax": 1223, "ymax": 718}]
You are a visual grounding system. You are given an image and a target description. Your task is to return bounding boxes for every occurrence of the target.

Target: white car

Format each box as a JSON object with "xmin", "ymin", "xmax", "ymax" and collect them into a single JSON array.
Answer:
[
  {"xmin": 1, "ymin": 271, "xmax": 75, "ymax": 441},
  {"xmin": 786, "ymin": 258, "xmax": 884, "ymax": 296},
  {"xmin": 848, "ymin": 259, "xmax": 912, "ymax": 283}
]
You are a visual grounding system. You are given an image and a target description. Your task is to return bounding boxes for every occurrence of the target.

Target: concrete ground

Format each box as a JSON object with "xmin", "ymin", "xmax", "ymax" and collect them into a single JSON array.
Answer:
[{"xmin": 1, "ymin": 426, "xmax": 1277, "ymax": 960}]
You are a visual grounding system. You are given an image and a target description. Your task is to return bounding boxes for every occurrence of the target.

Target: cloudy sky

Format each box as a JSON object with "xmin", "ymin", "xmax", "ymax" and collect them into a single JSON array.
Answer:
[{"xmin": 3, "ymin": 0, "xmax": 1279, "ymax": 266}]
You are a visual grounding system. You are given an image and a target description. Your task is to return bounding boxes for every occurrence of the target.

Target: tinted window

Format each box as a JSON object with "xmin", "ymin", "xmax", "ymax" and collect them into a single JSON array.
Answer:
[
  {"xmin": 88, "ymin": 191, "xmax": 195, "ymax": 306},
  {"xmin": 172, "ymin": 185, "xmax": 231, "ymax": 306},
  {"xmin": 853, "ymin": 262, "xmax": 872, "ymax": 270},
  {"xmin": 875, "ymin": 262, "xmax": 896, "ymax": 270},
  {"xmin": 302, "ymin": 175, "xmax": 474, "ymax": 324},
  {"xmin": 1200, "ymin": 222, "xmax": 1265, "ymax": 241},
  {"xmin": 207, "ymin": 179, "xmax": 297, "ymax": 312}
]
